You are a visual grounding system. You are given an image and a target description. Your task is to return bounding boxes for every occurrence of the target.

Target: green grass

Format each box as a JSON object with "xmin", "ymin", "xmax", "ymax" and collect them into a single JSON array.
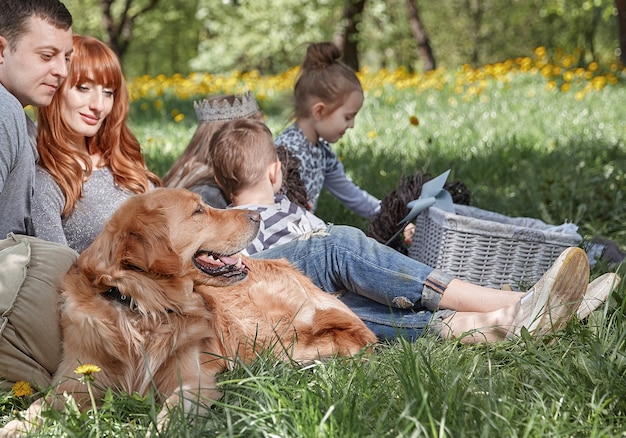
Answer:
[
  {"xmin": 2, "ymin": 71, "xmax": 626, "ymax": 436},
  {"xmin": 134, "ymin": 73, "xmax": 626, "ymax": 243},
  {"xmin": 3, "ymin": 320, "xmax": 626, "ymax": 436}
]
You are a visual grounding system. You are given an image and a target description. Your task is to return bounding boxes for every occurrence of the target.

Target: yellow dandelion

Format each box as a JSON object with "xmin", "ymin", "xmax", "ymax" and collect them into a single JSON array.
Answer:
[
  {"xmin": 534, "ymin": 46, "xmax": 547, "ymax": 58},
  {"xmin": 561, "ymin": 55, "xmax": 574, "ymax": 68},
  {"xmin": 591, "ymin": 76, "xmax": 607, "ymax": 91},
  {"xmin": 366, "ymin": 131, "xmax": 378, "ymax": 139},
  {"xmin": 174, "ymin": 113, "xmax": 185, "ymax": 123},
  {"xmin": 75, "ymin": 364, "xmax": 101, "ymax": 377},
  {"xmin": 12, "ymin": 381, "xmax": 33, "ymax": 397},
  {"xmin": 409, "ymin": 115, "xmax": 419, "ymax": 126}
]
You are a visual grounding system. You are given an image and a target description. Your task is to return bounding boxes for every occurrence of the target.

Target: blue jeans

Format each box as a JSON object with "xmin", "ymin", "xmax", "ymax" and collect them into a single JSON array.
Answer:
[{"xmin": 251, "ymin": 225, "xmax": 453, "ymax": 341}]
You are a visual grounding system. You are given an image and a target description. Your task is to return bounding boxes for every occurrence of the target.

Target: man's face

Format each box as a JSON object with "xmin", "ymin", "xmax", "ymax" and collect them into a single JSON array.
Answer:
[{"xmin": 0, "ymin": 16, "xmax": 73, "ymax": 107}]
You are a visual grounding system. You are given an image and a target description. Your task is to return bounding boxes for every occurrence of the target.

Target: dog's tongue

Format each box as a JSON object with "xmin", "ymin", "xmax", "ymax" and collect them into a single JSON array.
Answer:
[
  {"xmin": 218, "ymin": 255, "xmax": 240, "ymax": 265},
  {"xmin": 196, "ymin": 253, "xmax": 247, "ymax": 269}
]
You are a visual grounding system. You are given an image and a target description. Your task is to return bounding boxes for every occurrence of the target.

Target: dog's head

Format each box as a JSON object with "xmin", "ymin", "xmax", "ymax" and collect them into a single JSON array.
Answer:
[{"xmin": 77, "ymin": 188, "xmax": 260, "ymax": 311}]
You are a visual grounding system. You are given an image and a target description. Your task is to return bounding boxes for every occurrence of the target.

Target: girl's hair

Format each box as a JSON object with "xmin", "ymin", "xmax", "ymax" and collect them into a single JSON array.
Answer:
[
  {"xmin": 209, "ymin": 119, "xmax": 277, "ymax": 202},
  {"xmin": 163, "ymin": 94, "xmax": 263, "ymax": 190},
  {"xmin": 37, "ymin": 35, "xmax": 160, "ymax": 217},
  {"xmin": 162, "ymin": 118, "xmax": 220, "ymax": 189},
  {"xmin": 294, "ymin": 42, "xmax": 362, "ymax": 119}
]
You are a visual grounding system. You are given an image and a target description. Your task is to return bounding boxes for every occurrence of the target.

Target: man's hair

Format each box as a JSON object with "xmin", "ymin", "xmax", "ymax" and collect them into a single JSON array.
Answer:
[
  {"xmin": 0, "ymin": 0, "xmax": 72, "ymax": 50},
  {"xmin": 210, "ymin": 119, "xmax": 278, "ymax": 202}
]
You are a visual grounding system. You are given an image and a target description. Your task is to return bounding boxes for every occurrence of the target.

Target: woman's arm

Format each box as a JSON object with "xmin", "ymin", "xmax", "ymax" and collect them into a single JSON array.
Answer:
[{"xmin": 31, "ymin": 167, "xmax": 68, "ymax": 246}]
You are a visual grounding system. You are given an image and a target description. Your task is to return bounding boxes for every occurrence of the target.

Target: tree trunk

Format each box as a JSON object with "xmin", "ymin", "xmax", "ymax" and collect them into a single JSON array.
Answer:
[
  {"xmin": 465, "ymin": 0, "xmax": 485, "ymax": 67},
  {"xmin": 405, "ymin": 0, "xmax": 436, "ymax": 71},
  {"xmin": 333, "ymin": 0, "xmax": 366, "ymax": 71},
  {"xmin": 617, "ymin": 0, "xmax": 626, "ymax": 65},
  {"xmin": 100, "ymin": 0, "xmax": 160, "ymax": 59}
]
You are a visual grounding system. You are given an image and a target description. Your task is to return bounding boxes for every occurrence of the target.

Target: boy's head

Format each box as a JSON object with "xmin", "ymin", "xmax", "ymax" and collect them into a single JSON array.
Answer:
[
  {"xmin": 210, "ymin": 119, "xmax": 279, "ymax": 202},
  {"xmin": 0, "ymin": 0, "xmax": 73, "ymax": 107}
]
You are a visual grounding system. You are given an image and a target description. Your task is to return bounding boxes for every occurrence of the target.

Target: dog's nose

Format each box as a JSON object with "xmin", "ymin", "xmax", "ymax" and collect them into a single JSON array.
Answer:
[{"xmin": 248, "ymin": 211, "xmax": 261, "ymax": 223}]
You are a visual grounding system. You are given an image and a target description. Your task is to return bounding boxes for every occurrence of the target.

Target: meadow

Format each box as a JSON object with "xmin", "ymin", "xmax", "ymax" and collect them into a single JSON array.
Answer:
[{"xmin": 1, "ymin": 48, "xmax": 625, "ymax": 436}]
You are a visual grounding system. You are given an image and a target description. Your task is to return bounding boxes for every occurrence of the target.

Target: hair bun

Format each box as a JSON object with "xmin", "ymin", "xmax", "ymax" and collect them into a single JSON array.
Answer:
[{"xmin": 301, "ymin": 42, "xmax": 342, "ymax": 71}]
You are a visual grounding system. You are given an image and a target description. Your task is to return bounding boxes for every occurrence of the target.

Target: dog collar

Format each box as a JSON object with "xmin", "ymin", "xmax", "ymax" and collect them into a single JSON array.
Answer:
[{"xmin": 104, "ymin": 287, "xmax": 139, "ymax": 312}]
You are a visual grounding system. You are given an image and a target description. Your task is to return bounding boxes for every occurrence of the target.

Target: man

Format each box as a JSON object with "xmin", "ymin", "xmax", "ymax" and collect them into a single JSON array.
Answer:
[{"xmin": 0, "ymin": 0, "xmax": 73, "ymax": 237}]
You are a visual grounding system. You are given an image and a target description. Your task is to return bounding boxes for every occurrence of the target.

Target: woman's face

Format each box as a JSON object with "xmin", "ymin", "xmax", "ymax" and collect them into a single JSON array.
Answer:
[{"xmin": 61, "ymin": 77, "xmax": 114, "ymax": 138}]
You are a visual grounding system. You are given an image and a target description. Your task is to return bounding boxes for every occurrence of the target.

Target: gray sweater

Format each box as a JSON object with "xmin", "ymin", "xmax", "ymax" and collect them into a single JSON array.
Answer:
[
  {"xmin": 32, "ymin": 166, "xmax": 135, "ymax": 253},
  {"xmin": 0, "ymin": 84, "xmax": 37, "ymax": 237}
]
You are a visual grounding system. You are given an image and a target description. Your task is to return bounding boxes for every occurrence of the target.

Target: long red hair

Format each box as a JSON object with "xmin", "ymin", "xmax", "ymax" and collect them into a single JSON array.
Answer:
[{"xmin": 37, "ymin": 35, "xmax": 160, "ymax": 217}]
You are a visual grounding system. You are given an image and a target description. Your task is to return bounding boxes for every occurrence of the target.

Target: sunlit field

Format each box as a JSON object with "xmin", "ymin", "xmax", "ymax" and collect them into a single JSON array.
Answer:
[
  {"xmin": 2, "ymin": 48, "xmax": 625, "ymax": 437},
  {"xmin": 131, "ymin": 47, "xmax": 626, "ymax": 242}
]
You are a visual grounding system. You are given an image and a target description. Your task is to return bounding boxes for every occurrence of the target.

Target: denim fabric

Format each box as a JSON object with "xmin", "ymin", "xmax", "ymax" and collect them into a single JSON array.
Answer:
[{"xmin": 251, "ymin": 225, "xmax": 454, "ymax": 340}]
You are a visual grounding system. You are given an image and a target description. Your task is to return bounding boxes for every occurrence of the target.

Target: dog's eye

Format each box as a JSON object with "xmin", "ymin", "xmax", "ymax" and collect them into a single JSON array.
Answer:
[{"xmin": 193, "ymin": 204, "xmax": 205, "ymax": 216}]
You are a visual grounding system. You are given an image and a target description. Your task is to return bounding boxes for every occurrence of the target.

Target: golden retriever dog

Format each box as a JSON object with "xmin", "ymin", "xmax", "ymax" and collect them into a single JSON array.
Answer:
[{"xmin": 1, "ymin": 188, "xmax": 376, "ymax": 435}]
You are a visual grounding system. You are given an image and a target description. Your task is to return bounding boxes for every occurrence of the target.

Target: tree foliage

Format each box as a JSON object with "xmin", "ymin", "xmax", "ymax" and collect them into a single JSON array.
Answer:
[
  {"xmin": 63, "ymin": 0, "xmax": 200, "ymax": 77},
  {"xmin": 100, "ymin": 0, "xmax": 160, "ymax": 58},
  {"xmin": 190, "ymin": 0, "xmax": 342, "ymax": 74},
  {"xmin": 61, "ymin": 0, "xmax": 622, "ymax": 78}
]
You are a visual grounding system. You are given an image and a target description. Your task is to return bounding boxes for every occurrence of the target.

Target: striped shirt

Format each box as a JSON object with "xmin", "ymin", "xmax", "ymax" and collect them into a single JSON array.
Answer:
[{"xmin": 233, "ymin": 194, "xmax": 326, "ymax": 255}]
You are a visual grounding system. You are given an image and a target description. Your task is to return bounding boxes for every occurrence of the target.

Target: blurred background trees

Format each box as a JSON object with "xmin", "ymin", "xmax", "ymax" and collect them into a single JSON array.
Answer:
[{"xmin": 63, "ymin": 0, "xmax": 624, "ymax": 78}]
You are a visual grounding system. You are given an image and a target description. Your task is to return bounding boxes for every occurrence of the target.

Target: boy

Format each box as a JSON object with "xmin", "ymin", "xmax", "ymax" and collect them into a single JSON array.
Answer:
[
  {"xmin": 209, "ymin": 118, "xmax": 325, "ymax": 256},
  {"xmin": 0, "ymin": 0, "xmax": 73, "ymax": 237},
  {"xmin": 207, "ymin": 118, "xmax": 603, "ymax": 343}
]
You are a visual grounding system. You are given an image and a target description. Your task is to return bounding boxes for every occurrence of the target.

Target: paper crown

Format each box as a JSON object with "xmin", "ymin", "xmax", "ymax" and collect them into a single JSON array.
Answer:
[{"xmin": 194, "ymin": 91, "xmax": 260, "ymax": 123}]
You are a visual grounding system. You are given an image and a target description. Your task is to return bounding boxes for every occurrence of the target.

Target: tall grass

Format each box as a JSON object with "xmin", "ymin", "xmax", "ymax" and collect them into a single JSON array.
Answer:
[{"xmin": 2, "ymin": 58, "xmax": 625, "ymax": 436}]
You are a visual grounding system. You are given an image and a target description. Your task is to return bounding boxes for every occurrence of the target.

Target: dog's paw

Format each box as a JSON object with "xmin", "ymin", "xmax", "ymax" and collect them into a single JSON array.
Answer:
[{"xmin": 0, "ymin": 419, "xmax": 32, "ymax": 438}]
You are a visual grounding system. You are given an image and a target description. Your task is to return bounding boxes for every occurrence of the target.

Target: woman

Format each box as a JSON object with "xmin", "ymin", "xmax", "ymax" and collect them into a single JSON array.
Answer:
[{"xmin": 32, "ymin": 35, "xmax": 160, "ymax": 253}]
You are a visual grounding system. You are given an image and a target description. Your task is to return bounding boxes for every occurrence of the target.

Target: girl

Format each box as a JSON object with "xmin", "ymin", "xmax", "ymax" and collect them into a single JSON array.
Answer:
[
  {"xmin": 275, "ymin": 41, "xmax": 380, "ymax": 219},
  {"xmin": 163, "ymin": 92, "xmax": 263, "ymax": 208},
  {"xmin": 32, "ymin": 35, "xmax": 160, "ymax": 253},
  {"xmin": 164, "ymin": 91, "xmax": 310, "ymax": 209}
]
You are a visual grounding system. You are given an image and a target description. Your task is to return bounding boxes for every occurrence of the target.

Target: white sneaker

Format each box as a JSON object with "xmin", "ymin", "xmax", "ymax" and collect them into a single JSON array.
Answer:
[
  {"xmin": 576, "ymin": 273, "xmax": 620, "ymax": 320},
  {"xmin": 507, "ymin": 247, "xmax": 589, "ymax": 338}
]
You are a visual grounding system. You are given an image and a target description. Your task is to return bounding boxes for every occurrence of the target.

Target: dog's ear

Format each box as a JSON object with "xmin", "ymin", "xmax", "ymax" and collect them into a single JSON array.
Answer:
[
  {"xmin": 119, "ymin": 208, "xmax": 183, "ymax": 276},
  {"xmin": 80, "ymin": 205, "xmax": 183, "ymax": 277}
]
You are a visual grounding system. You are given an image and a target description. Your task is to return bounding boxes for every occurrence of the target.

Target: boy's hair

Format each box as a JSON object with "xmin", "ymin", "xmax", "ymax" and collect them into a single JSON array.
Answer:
[
  {"xmin": 163, "ymin": 93, "xmax": 263, "ymax": 190},
  {"xmin": 210, "ymin": 119, "xmax": 278, "ymax": 202},
  {"xmin": 0, "ymin": 0, "xmax": 72, "ymax": 51},
  {"xmin": 294, "ymin": 41, "xmax": 362, "ymax": 118}
]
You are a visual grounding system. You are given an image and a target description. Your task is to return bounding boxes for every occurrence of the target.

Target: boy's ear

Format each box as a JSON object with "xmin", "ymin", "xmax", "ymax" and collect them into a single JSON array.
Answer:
[
  {"xmin": 311, "ymin": 101, "xmax": 326, "ymax": 119},
  {"xmin": 269, "ymin": 161, "xmax": 282, "ymax": 184},
  {"xmin": 0, "ymin": 36, "xmax": 7, "ymax": 58}
]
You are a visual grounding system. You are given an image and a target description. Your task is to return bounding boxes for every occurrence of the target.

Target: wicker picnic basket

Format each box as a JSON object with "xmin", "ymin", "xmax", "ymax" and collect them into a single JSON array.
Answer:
[{"xmin": 408, "ymin": 204, "xmax": 582, "ymax": 290}]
